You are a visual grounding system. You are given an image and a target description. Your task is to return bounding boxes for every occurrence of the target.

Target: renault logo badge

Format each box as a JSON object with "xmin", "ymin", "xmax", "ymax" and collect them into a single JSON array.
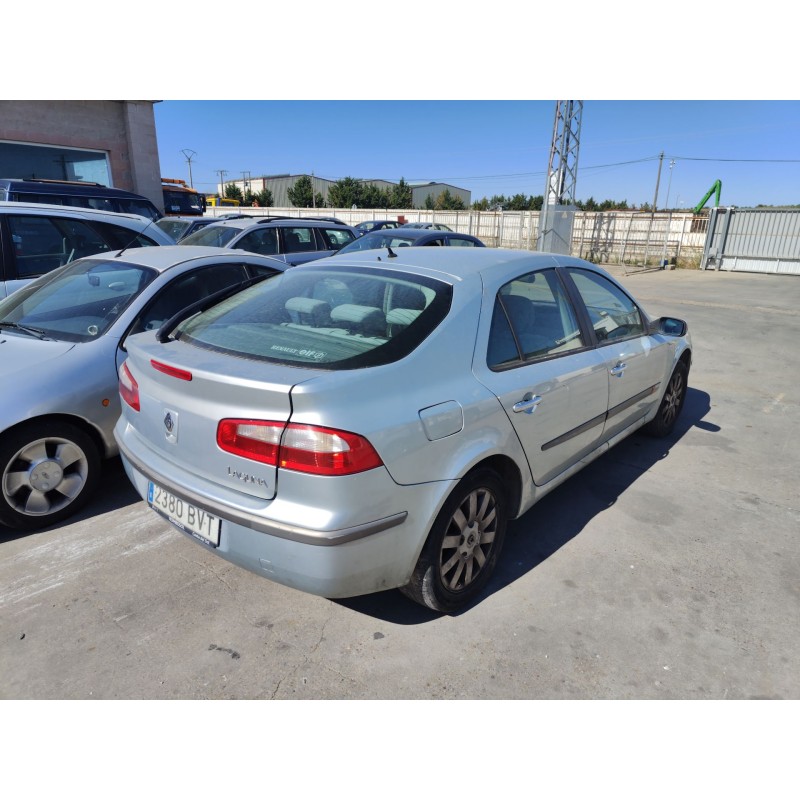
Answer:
[{"xmin": 163, "ymin": 410, "xmax": 178, "ymax": 443}]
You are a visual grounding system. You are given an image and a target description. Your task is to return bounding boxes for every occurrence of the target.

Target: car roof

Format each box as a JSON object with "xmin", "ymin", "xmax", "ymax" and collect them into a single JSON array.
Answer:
[
  {"xmin": 320, "ymin": 245, "xmax": 567, "ymax": 280},
  {"xmin": 0, "ymin": 200, "xmax": 158, "ymax": 227},
  {"xmin": 200, "ymin": 216, "xmax": 353, "ymax": 232},
  {"xmin": 79, "ymin": 245, "xmax": 287, "ymax": 274}
]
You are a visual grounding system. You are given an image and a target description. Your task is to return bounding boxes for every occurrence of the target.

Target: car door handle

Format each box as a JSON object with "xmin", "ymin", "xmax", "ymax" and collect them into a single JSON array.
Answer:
[
  {"xmin": 512, "ymin": 393, "xmax": 542, "ymax": 414},
  {"xmin": 610, "ymin": 361, "xmax": 627, "ymax": 378}
]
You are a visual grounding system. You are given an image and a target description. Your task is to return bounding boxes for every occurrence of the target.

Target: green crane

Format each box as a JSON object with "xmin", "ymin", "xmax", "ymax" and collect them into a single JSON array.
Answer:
[{"xmin": 694, "ymin": 180, "xmax": 722, "ymax": 214}]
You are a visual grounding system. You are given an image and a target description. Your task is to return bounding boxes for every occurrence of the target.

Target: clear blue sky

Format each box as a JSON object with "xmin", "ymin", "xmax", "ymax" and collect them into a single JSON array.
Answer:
[
  {"xmin": 12, "ymin": 3, "xmax": 798, "ymax": 210},
  {"xmin": 154, "ymin": 100, "xmax": 800, "ymax": 209}
]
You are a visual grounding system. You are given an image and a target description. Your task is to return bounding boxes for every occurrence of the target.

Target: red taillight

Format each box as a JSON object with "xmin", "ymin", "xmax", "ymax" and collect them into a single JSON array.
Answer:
[
  {"xmin": 217, "ymin": 420, "xmax": 383, "ymax": 476},
  {"xmin": 150, "ymin": 359, "xmax": 193, "ymax": 381},
  {"xmin": 119, "ymin": 362, "xmax": 140, "ymax": 411}
]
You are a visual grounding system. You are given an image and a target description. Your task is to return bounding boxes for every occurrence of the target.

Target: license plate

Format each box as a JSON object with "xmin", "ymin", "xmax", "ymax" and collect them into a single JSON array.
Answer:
[{"xmin": 148, "ymin": 481, "xmax": 220, "ymax": 547}]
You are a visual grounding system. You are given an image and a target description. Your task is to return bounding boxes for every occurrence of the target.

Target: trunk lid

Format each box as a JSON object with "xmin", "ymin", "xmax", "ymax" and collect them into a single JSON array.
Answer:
[{"xmin": 124, "ymin": 334, "xmax": 324, "ymax": 500}]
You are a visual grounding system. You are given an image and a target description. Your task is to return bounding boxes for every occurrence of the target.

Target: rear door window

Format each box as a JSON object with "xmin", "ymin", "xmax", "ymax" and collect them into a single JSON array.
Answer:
[
  {"xmin": 318, "ymin": 227, "xmax": 356, "ymax": 251},
  {"xmin": 281, "ymin": 226, "xmax": 317, "ymax": 253},
  {"xmin": 7, "ymin": 215, "xmax": 113, "ymax": 278},
  {"xmin": 233, "ymin": 227, "xmax": 279, "ymax": 256},
  {"xmin": 488, "ymin": 269, "xmax": 585, "ymax": 368}
]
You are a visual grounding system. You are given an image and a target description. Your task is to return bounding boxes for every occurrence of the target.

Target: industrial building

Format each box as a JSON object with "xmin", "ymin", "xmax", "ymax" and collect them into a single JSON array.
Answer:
[{"xmin": 224, "ymin": 174, "xmax": 472, "ymax": 209}]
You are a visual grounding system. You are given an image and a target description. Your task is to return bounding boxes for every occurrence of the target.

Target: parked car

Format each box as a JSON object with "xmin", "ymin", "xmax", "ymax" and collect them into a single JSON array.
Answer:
[
  {"xmin": 115, "ymin": 248, "xmax": 692, "ymax": 613},
  {"xmin": 0, "ymin": 246, "xmax": 287, "ymax": 531},
  {"xmin": 156, "ymin": 216, "xmax": 217, "ymax": 242},
  {"xmin": 0, "ymin": 178, "xmax": 161, "ymax": 221},
  {"xmin": 400, "ymin": 222, "xmax": 453, "ymax": 231},
  {"xmin": 179, "ymin": 216, "xmax": 358, "ymax": 265},
  {"xmin": 354, "ymin": 220, "xmax": 402, "ymax": 235},
  {"xmin": 333, "ymin": 228, "xmax": 484, "ymax": 254},
  {"xmin": 0, "ymin": 201, "xmax": 174, "ymax": 298}
]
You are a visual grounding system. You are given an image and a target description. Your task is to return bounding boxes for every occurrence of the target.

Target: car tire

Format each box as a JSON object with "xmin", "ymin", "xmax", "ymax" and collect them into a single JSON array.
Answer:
[
  {"xmin": 644, "ymin": 360, "xmax": 689, "ymax": 438},
  {"xmin": 0, "ymin": 421, "xmax": 101, "ymax": 531},
  {"xmin": 401, "ymin": 469, "xmax": 508, "ymax": 613}
]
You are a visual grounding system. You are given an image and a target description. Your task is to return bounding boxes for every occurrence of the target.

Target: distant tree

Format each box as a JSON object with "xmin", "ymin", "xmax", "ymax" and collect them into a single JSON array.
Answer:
[
  {"xmin": 389, "ymin": 178, "xmax": 413, "ymax": 208},
  {"xmin": 472, "ymin": 197, "xmax": 490, "ymax": 211},
  {"xmin": 529, "ymin": 195, "xmax": 543, "ymax": 210},
  {"xmin": 224, "ymin": 183, "xmax": 243, "ymax": 202},
  {"xmin": 424, "ymin": 194, "xmax": 435, "ymax": 210},
  {"xmin": 506, "ymin": 194, "xmax": 531, "ymax": 211},
  {"xmin": 243, "ymin": 190, "xmax": 256, "ymax": 207},
  {"xmin": 432, "ymin": 188, "xmax": 465, "ymax": 210},
  {"xmin": 489, "ymin": 194, "xmax": 508, "ymax": 210},
  {"xmin": 287, "ymin": 176, "xmax": 324, "ymax": 208},
  {"xmin": 327, "ymin": 177, "xmax": 364, "ymax": 209},
  {"xmin": 255, "ymin": 188, "xmax": 274, "ymax": 208},
  {"xmin": 361, "ymin": 183, "xmax": 392, "ymax": 209}
]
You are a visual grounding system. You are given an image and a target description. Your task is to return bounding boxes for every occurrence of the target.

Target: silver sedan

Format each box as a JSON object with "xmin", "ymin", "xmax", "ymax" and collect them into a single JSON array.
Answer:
[
  {"xmin": 115, "ymin": 248, "xmax": 692, "ymax": 612},
  {"xmin": 0, "ymin": 246, "xmax": 287, "ymax": 531}
]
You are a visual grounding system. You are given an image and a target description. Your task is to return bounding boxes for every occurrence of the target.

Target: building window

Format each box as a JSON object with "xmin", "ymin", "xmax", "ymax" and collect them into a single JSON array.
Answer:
[{"xmin": 0, "ymin": 141, "xmax": 111, "ymax": 185}]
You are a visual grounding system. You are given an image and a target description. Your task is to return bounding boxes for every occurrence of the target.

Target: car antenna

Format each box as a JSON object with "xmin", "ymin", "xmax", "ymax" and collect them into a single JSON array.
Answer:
[
  {"xmin": 386, "ymin": 245, "xmax": 397, "ymax": 258},
  {"xmin": 115, "ymin": 216, "xmax": 158, "ymax": 258}
]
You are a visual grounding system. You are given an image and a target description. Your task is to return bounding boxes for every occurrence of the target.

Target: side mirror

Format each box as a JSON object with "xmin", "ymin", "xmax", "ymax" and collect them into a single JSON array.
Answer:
[{"xmin": 653, "ymin": 316, "xmax": 687, "ymax": 336}]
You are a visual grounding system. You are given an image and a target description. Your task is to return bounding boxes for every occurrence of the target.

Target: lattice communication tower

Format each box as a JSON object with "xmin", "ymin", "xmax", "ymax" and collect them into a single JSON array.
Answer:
[{"xmin": 537, "ymin": 100, "xmax": 583, "ymax": 253}]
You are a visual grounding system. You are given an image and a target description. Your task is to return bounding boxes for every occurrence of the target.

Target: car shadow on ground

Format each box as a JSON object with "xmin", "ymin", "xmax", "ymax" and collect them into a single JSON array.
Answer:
[
  {"xmin": 0, "ymin": 456, "xmax": 142, "ymax": 544},
  {"xmin": 337, "ymin": 387, "xmax": 715, "ymax": 624}
]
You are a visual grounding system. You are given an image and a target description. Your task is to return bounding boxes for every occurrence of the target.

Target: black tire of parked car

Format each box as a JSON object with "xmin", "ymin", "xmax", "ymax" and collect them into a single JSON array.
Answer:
[
  {"xmin": 644, "ymin": 360, "xmax": 689, "ymax": 438},
  {"xmin": 0, "ymin": 420, "xmax": 101, "ymax": 531},
  {"xmin": 401, "ymin": 469, "xmax": 508, "ymax": 613}
]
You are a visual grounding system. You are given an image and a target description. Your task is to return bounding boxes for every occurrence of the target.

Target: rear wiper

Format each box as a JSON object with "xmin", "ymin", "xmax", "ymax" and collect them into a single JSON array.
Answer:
[{"xmin": 0, "ymin": 320, "xmax": 51, "ymax": 340}]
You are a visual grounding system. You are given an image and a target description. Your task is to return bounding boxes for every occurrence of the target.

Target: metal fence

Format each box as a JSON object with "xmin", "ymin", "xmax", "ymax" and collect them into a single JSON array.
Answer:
[
  {"xmin": 701, "ymin": 207, "xmax": 800, "ymax": 275},
  {"xmin": 206, "ymin": 206, "xmax": 709, "ymax": 268}
]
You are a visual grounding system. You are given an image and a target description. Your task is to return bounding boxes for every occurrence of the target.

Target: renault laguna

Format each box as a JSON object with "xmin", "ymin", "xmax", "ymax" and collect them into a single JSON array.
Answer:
[{"xmin": 115, "ymin": 248, "xmax": 691, "ymax": 612}]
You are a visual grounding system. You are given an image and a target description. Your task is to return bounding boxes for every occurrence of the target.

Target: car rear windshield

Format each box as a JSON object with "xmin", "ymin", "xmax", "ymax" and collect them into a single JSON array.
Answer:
[
  {"xmin": 175, "ymin": 266, "xmax": 452, "ymax": 369},
  {"xmin": 179, "ymin": 225, "xmax": 241, "ymax": 248},
  {"xmin": 339, "ymin": 232, "xmax": 418, "ymax": 253}
]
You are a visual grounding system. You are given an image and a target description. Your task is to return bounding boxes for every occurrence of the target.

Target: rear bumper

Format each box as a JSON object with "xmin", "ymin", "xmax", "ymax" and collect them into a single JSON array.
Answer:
[{"xmin": 115, "ymin": 418, "xmax": 454, "ymax": 598}]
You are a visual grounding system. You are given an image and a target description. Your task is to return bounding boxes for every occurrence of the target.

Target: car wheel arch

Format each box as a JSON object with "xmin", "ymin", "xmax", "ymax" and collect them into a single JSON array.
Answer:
[
  {"xmin": 2, "ymin": 413, "xmax": 110, "ymax": 461},
  {"xmin": 461, "ymin": 455, "xmax": 524, "ymax": 519}
]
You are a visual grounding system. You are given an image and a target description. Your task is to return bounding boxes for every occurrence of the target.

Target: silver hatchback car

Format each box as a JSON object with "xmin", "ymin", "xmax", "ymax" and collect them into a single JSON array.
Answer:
[
  {"xmin": 115, "ymin": 248, "xmax": 692, "ymax": 612},
  {"xmin": 0, "ymin": 246, "xmax": 287, "ymax": 531}
]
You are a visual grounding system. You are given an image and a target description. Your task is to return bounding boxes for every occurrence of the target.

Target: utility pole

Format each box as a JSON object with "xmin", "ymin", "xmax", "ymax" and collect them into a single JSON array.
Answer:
[
  {"xmin": 215, "ymin": 169, "xmax": 228, "ymax": 197},
  {"xmin": 652, "ymin": 152, "xmax": 664, "ymax": 211},
  {"xmin": 241, "ymin": 171, "xmax": 251, "ymax": 199},
  {"xmin": 664, "ymin": 159, "xmax": 676, "ymax": 210},
  {"xmin": 644, "ymin": 152, "xmax": 665, "ymax": 267},
  {"xmin": 181, "ymin": 149, "xmax": 197, "ymax": 188}
]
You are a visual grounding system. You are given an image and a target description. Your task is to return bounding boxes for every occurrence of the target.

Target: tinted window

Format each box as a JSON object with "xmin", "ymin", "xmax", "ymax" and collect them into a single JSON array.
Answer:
[
  {"xmin": 128, "ymin": 264, "xmax": 250, "ymax": 335},
  {"xmin": 281, "ymin": 226, "xmax": 317, "ymax": 253},
  {"xmin": 234, "ymin": 228, "xmax": 279, "ymax": 256},
  {"xmin": 320, "ymin": 228, "xmax": 355, "ymax": 250},
  {"xmin": 176, "ymin": 266, "xmax": 452, "ymax": 370},
  {"xmin": 488, "ymin": 269, "xmax": 584, "ymax": 368},
  {"xmin": 180, "ymin": 225, "xmax": 241, "ymax": 247},
  {"xmin": 448, "ymin": 237, "xmax": 478, "ymax": 247},
  {"xmin": 566, "ymin": 268, "xmax": 644, "ymax": 342},
  {"xmin": 7, "ymin": 215, "xmax": 113, "ymax": 278},
  {"xmin": 119, "ymin": 199, "xmax": 161, "ymax": 221}
]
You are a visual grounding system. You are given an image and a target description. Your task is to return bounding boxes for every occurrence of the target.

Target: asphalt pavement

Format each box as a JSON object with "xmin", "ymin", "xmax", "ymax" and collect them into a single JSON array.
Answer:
[{"xmin": 2, "ymin": 264, "xmax": 798, "ymax": 700}]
